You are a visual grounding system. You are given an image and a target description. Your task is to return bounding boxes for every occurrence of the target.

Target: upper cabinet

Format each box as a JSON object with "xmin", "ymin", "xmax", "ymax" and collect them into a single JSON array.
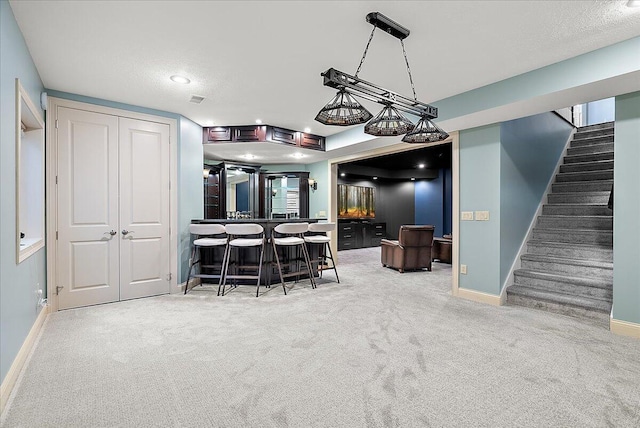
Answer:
[{"xmin": 203, "ymin": 124, "xmax": 325, "ymax": 151}]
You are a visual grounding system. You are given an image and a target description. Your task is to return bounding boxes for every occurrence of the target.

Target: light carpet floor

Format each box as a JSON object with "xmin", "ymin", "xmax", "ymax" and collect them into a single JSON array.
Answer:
[{"xmin": 2, "ymin": 247, "xmax": 639, "ymax": 427}]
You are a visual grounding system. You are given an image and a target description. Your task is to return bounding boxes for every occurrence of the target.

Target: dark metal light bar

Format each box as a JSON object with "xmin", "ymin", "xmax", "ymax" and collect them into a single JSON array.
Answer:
[
  {"xmin": 366, "ymin": 12, "xmax": 410, "ymax": 40},
  {"xmin": 321, "ymin": 68, "xmax": 438, "ymax": 119}
]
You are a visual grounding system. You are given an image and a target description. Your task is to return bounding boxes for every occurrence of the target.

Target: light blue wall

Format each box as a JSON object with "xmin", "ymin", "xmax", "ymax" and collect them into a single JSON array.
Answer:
[
  {"xmin": 178, "ymin": 117, "xmax": 204, "ymax": 282},
  {"xmin": 415, "ymin": 173, "xmax": 444, "ymax": 236},
  {"xmin": 586, "ymin": 97, "xmax": 615, "ymax": 125},
  {"xmin": 459, "ymin": 125, "xmax": 502, "ymax": 295},
  {"xmin": 613, "ymin": 92, "xmax": 640, "ymax": 325},
  {"xmin": 0, "ymin": 0, "xmax": 47, "ymax": 384},
  {"xmin": 306, "ymin": 160, "xmax": 329, "ymax": 219},
  {"xmin": 499, "ymin": 112, "xmax": 572, "ymax": 286},
  {"xmin": 435, "ymin": 37, "xmax": 640, "ymax": 123}
]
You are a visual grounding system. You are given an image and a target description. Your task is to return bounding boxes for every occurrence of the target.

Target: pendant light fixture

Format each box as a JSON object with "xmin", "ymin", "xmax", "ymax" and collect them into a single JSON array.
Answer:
[
  {"xmin": 316, "ymin": 12, "xmax": 448, "ymax": 143},
  {"xmin": 402, "ymin": 116, "xmax": 449, "ymax": 143}
]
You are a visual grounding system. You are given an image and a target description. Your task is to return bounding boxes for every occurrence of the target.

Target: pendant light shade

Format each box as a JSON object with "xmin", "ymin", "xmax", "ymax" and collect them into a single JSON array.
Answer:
[
  {"xmin": 364, "ymin": 104, "xmax": 414, "ymax": 136},
  {"xmin": 401, "ymin": 116, "xmax": 449, "ymax": 143},
  {"xmin": 315, "ymin": 90, "xmax": 373, "ymax": 126}
]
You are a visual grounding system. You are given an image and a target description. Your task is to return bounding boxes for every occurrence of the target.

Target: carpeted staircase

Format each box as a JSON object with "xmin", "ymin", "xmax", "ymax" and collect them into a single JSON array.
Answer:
[{"xmin": 507, "ymin": 121, "xmax": 614, "ymax": 326}]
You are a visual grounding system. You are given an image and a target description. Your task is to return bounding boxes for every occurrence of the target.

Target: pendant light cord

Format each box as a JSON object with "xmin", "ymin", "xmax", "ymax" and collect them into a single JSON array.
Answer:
[
  {"xmin": 400, "ymin": 39, "xmax": 417, "ymax": 101},
  {"xmin": 355, "ymin": 26, "xmax": 377, "ymax": 78}
]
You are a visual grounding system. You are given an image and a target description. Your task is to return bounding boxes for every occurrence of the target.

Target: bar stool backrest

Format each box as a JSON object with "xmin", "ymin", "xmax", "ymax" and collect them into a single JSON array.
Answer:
[
  {"xmin": 307, "ymin": 222, "xmax": 335, "ymax": 233},
  {"xmin": 274, "ymin": 222, "xmax": 309, "ymax": 235},
  {"xmin": 224, "ymin": 223, "xmax": 263, "ymax": 236},
  {"xmin": 189, "ymin": 223, "xmax": 226, "ymax": 236}
]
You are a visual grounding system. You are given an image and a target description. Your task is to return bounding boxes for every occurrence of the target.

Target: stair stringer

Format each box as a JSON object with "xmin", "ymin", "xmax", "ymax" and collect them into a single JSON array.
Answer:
[{"xmin": 499, "ymin": 127, "xmax": 577, "ymax": 301}]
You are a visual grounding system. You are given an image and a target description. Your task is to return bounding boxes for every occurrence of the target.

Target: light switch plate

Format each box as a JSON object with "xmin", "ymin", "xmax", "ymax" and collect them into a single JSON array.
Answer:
[
  {"xmin": 461, "ymin": 211, "xmax": 474, "ymax": 221},
  {"xmin": 460, "ymin": 264, "xmax": 467, "ymax": 274},
  {"xmin": 319, "ymin": 210, "xmax": 326, "ymax": 217},
  {"xmin": 475, "ymin": 211, "xmax": 490, "ymax": 221}
]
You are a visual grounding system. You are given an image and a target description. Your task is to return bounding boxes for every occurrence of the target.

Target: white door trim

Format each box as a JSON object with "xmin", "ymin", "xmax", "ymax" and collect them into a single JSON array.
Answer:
[{"xmin": 46, "ymin": 97, "xmax": 179, "ymax": 312}]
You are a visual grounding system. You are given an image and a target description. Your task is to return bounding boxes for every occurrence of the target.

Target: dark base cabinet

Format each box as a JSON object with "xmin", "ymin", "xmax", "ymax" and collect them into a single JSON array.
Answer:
[{"xmin": 338, "ymin": 221, "xmax": 386, "ymax": 251}]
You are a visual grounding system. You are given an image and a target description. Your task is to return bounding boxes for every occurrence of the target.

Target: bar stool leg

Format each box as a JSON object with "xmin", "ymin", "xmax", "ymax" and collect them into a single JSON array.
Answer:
[
  {"xmin": 300, "ymin": 241, "xmax": 317, "ymax": 289},
  {"xmin": 217, "ymin": 243, "xmax": 230, "ymax": 296},
  {"xmin": 325, "ymin": 242, "xmax": 340, "ymax": 283},
  {"xmin": 272, "ymin": 239, "xmax": 288, "ymax": 295},
  {"xmin": 256, "ymin": 241, "xmax": 265, "ymax": 297},
  {"xmin": 184, "ymin": 245, "xmax": 198, "ymax": 295}
]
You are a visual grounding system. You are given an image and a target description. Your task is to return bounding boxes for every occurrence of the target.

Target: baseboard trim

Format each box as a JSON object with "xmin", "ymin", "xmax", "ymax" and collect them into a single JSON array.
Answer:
[
  {"xmin": 610, "ymin": 318, "xmax": 640, "ymax": 339},
  {"xmin": 457, "ymin": 287, "xmax": 503, "ymax": 306},
  {"xmin": 0, "ymin": 305, "xmax": 49, "ymax": 414}
]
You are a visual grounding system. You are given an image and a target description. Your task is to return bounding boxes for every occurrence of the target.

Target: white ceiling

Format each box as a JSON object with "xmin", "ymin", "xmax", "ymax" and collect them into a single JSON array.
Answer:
[{"xmin": 10, "ymin": 1, "xmax": 640, "ymax": 146}]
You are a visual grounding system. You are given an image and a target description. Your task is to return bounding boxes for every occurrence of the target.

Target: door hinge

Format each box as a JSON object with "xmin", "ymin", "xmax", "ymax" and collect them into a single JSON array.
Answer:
[
  {"xmin": 166, "ymin": 273, "xmax": 172, "ymax": 281},
  {"xmin": 56, "ymin": 285, "xmax": 64, "ymax": 295},
  {"xmin": 55, "ymin": 175, "xmax": 58, "ymax": 184},
  {"xmin": 56, "ymin": 231, "xmax": 58, "ymax": 240},
  {"xmin": 55, "ymin": 119, "xmax": 59, "ymax": 129}
]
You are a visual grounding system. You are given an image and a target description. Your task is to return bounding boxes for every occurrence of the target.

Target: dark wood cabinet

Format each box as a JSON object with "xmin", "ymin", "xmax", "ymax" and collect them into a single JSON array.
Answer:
[
  {"xmin": 338, "ymin": 221, "xmax": 386, "ymax": 250},
  {"xmin": 204, "ymin": 127, "xmax": 232, "ymax": 142},
  {"xmin": 269, "ymin": 127, "xmax": 298, "ymax": 146},
  {"xmin": 204, "ymin": 171, "xmax": 221, "ymax": 219},
  {"xmin": 299, "ymin": 133, "xmax": 325, "ymax": 150},
  {"xmin": 233, "ymin": 125, "xmax": 267, "ymax": 142},
  {"xmin": 203, "ymin": 125, "xmax": 325, "ymax": 152}
]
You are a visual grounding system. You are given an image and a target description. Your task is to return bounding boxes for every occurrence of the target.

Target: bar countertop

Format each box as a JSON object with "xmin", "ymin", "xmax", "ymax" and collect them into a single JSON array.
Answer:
[{"xmin": 192, "ymin": 218, "xmax": 327, "ymax": 224}]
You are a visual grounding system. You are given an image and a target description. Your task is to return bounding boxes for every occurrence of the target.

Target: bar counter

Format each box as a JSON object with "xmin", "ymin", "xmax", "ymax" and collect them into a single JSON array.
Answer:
[{"xmin": 190, "ymin": 218, "xmax": 328, "ymax": 287}]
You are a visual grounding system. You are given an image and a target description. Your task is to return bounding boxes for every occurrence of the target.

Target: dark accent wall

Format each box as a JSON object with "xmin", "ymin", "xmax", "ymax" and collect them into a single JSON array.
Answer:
[{"xmin": 414, "ymin": 168, "xmax": 452, "ymax": 237}]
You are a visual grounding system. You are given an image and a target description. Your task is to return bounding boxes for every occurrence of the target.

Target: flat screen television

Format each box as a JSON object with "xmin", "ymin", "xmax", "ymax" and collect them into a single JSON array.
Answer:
[{"xmin": 338, "ymin": 184, "xmax": 375, "ymax": 219}]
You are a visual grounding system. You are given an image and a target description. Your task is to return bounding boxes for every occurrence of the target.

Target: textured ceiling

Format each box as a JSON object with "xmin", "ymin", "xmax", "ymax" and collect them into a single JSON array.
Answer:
[{"xmin": 10, "ymin": 0, "xmax": 640, "ymax": 139}]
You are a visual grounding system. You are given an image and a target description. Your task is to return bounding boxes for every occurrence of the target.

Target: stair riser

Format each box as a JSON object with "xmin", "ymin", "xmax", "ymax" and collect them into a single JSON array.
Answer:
[
  {"xmin": 564, "ymin": 152, "xmax": 614, "ymax": 164},
  {"xmin": 567, "ymin": 143, "xmax": 614, "ymax": 156},
  {"xmin": 578, "ymin": 122, "xmax": 614, "ymax": 131},
  {"xmin": 555, "ymin": 171, "xmax": 613, "ymax": 182},
  {"xmin": 542, "ymin": 205, "xmax": 612, "ymax": 216},
  {"xmin": 506, "ymin": 293, "xmax": 609, "ymax": 327},
  {"xmin": 552, "ymin": 181, "xmax": 612, "ymax": 193},
  {"xmin": 514, "ymin": 274, "xmax": 612, "ymax": 300},
  {"xmin": 547, "ymin": 193, "xmax": 609, "ymax": 204},
  {"xmin": 570, "ymin": 135, "xmax": 614, "ymax": 147},
  {"xmin": 527, "ymin": 243, "xmax": 612, "ymax": 262},
  {"xmin": 531, "ymin": 229, "xmax": 613, "ymax": 245},
  {"xmin": 574, "ymin": 129, "xmax": 615, "ymax": 139},
  {"xmin": 559, "ymin": 161, "xmax": 614, "ymax": 173},
  {"xmin": 536, "ymin": 217, "xmax": 612, "ymax": 230},
  {"xmin": 520, "ymin": 260, "xmax": 613, "ymax": 281}
]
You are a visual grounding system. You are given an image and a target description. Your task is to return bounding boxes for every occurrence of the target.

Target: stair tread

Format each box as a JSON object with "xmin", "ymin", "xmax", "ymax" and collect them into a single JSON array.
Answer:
[
  {"xmin": 520, "ymin": 253, "xmax": 613, "ymax": 269},
  {"xmin": 533, "ymin": 227, "xmax": 613, "ymax": 235},
  {"xmin": 573, "ymin": 134, "xmax": 614, "ymax": 141},
  {"xmin": 527, "ymin": 239, "xmax": 613, "ymax": 250},
  {"xmin": 560, "ymin": 159, "xmax": 614, "ymax": 167},
  {"xmin": 544, "ymin": 203, "xmax": 609, "ymax": 207},
  {"xmin": 507, "ymin": 285, "xmax": 612, "ymax": 312},
  {"xmin": 515, "ymin": 268, "xmax": 612, "ymax": 287},
  {"xmin": 539, "ymin": 214, "xmax": 612, "ymax": 219}
]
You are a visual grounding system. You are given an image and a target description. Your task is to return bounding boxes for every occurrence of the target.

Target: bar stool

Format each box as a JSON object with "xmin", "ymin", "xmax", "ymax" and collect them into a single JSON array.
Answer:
[
  {"xmin": 220, "ymin": 223, "xmax": 265, "ymax": 297},
  {"xmin": 271, "ymin": 223, "xmax": 317, "ymax": 294},
  {"xmin": 304, "ymin": 222, "xmax": 340, "ymax": 284},
  {"xmin": 184, "ymin": 224, "xmax": 227, "ymax": 294}
]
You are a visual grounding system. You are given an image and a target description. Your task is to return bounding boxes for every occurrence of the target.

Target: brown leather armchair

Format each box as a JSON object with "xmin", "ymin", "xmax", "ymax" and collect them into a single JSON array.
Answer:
[{"xmin": 381, "ymin": 225, "xmax": 435, "ymax": 273}]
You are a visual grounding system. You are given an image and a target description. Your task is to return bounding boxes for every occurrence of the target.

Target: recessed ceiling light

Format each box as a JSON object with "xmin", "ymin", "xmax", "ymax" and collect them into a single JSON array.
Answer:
[
  {"xmin": 627, "ymin": 1, "xmax": 640, "ymax": 7},
  {"xmin": 240, "ymin": 154, "xmax": 257, "ymax": 160},
  {"xmin": 373, "ymin": 176, "xmax": 378, "ymax": 180},
  {"xmin": 340, "ymin": 172, "xmax": 346, "ymax": 177},
  {"xmin": 410, "ymin": 177, "xmax": 416, "ymax": 181},
  {"xmin": 418, "ymin": 163, "xmax": 425, "ymax": 169},
  {"xmin": 290, "ymin": 153, "xmax": 305, "ymax": 159},
  {"xmin": 170, "ymin": 75, "xmax": 190, "ymax": 84},
  {"xmin": 304, "ymin": 127, "xmax": 311, "ymax": 133},
  {"xmin": 255, "ymin": 119, "xmax": 263, "ymax": 124}
]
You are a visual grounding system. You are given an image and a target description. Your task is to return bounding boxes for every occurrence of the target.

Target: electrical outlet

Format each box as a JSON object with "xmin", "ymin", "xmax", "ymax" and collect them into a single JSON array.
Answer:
[
  {"xmin": 475, "ymin": 211, "xmax": 490, "ymax": 221},
  {"xmin": 460, "ymin": 264, "xmax": 467, "ymax": 275},
  {"xmin": 188, "ymin": 258, "xmax": 193, "ymax": 266},
  {"xmin": 461, "ymin": 211, "xmax": 474, "ymax": 221},
  {"xmin": 319, "ymin": 210, "xmax": 327, "ymax": 217}
]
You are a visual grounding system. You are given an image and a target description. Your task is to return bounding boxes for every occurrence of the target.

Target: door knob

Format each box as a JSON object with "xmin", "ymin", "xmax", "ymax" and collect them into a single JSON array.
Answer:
[
  {"xmin": 104, "ymin": 230, "xmax": 117, "ymax": 236},
  {"xmin": 122, "ymin": 230, "xmax": 130, "ymax": 235}
]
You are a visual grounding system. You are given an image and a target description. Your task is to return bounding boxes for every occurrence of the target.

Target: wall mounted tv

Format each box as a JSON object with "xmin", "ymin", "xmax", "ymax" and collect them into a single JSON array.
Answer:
[{"xmin": 338, "ymin": 184, "xmax": 375, "ymax": 219}]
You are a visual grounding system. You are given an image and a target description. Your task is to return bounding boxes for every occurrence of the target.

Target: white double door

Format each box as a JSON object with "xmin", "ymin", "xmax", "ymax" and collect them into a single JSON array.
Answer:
[{"xmin": 57, "ymin": 107, "xmax": 170, "ymax": 310}]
